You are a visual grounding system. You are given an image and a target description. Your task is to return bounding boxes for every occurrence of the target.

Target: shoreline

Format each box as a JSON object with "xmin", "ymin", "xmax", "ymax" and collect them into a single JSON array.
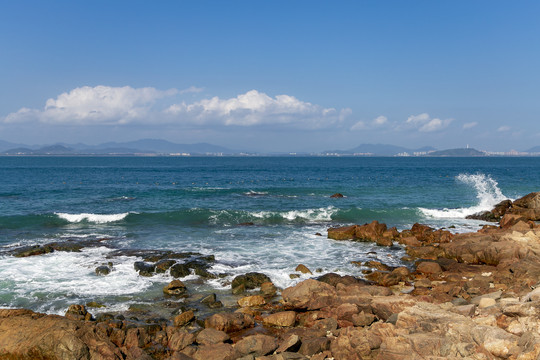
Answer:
[{"xmin": 2, "ymin": 194, "xmax": 540, "ymax": 359}]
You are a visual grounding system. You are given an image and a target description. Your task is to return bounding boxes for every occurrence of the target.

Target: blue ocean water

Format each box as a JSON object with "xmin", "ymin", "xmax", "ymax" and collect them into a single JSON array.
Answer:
[{"xmin": 0, "ymin": 156, "xmax": 538, "ymax": 314}]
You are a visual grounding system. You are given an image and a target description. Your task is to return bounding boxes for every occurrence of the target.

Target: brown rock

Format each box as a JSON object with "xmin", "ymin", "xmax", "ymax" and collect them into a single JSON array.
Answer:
[
  {"xmin": 192, "ymin": 343, "xmax": 236, "ymax": 360},
  {"xmin": 0, "ymin": 309, "xmax": 123, "ymax": 359},
  {"xmin": 399, "ymin": 236, "xmax": 422, "ymax": 246},
  {"xmin": 330, "ymin": 193, "xmax": 344, "ymax": 198},
  {"xmin": 295, "ymin": 264, "xmax": 313, "ymax": 274},
  {"xmin": 196, "ymin": 328, "xmax": 230, "ymax": 345},
  {"xmin": 355, "ymin": 220, "xmax": 388, "ymax": 242},
  {"xmin": 327, "ymin": 225, "xmax": 357, "ymax": 240},
  {"xmin": 65, "ymin": 304, "xmax": 93, "ymax": 321},
  {"xmin": 260, "ymin": 281, "xmax": 277, "ymax": 297},
  {"xmin": 298, "ymin": 337, "xmax": 330, "ymax": 356},
  {"xmin": 164, "ymin": 279, "xmax": 187, "ymax": 296},
  {"xmin": 416, "ymin": 261, "xmax": 442, "ymax": 275},
  {"xmin": 276, "ymin": 334, "xmax": 301, "ymax": 353},
  {"xmin": 508, "ymin": 191, "xmax": 540, "ymax": 220},
  {"xmin": 174, "ymin": 310, "xmax": 195, "ymax": 327},
  {"xmin": 205, "ymin": 312, "xmax": 254, "ymax": 333},
  {"xmin": 281, "ymin": 279, "xmax": 337, "ymax": 310},
  {"xmin": 351, "ymin": 311, "xmax": 377, "ymax": 327},
  {"xmin": 500, "ymin": 214, "xmax": 527, "ymax": 229},
  {"xmin": 263, "ymin": 311, "xmax": 297, "ymax": 327},
  {"xmin": 238, "ymin": 295, "xmax": 266, "ymax": 307},
  {"xmin": 234, "ymin": 334, "xmax": 278, "ymax": 357},
  {"xmin": 169, "ymin": 329, "xmax": 196, "ymax": 351},
  {"xmin": 364, "ymin": 260, "xmax": 392, "ymax": 271}
]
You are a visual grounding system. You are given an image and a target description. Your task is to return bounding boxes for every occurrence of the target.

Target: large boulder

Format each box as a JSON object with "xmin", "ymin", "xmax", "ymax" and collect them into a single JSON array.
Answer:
[
  {"xmin": 231, "ymin": 272, "xmax": 271, "ymax": 290},
  {"xmin": 281, "ymin": 279, "xmax": 337, "ymax": 310},
  {"xmin": 204, "ymin": 313, "xmax": 254, "ymax": 333},
  {"xmin": 509, "ymin": 192, "xmax": 540, "ymax": 220}
]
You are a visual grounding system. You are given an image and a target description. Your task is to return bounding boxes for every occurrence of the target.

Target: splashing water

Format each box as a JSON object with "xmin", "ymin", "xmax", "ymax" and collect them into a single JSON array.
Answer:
[{"xmin": 419, "ymin": 173, "xmax": 510, "ymax": 219}]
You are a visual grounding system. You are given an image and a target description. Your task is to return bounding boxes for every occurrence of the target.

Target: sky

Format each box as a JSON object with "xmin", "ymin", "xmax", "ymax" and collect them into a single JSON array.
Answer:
[{"xmin": 0, "ymin": 1, "xmax": 539, "ymax": 152}]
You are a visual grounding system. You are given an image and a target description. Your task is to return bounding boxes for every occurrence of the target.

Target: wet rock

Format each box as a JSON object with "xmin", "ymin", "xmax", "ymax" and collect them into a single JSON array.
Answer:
[
  {"xmin": 232, "ymin": 283, "xmax": 246, "ymax": 295},
  {"xmin": 171, "ymin": 263, "xmax": 191, "ymax": 278},
  {"xmin": 164, "ymin": 280, "xmax": 188, "ymax": 296},
  {"xmin": 201, "ymin": 293, "xmax": 223, "ymax": 308},
  {"xmin": 263, "ymin": 311, "xmax": 296, "ymax": 327},
  {"xmin": 330, "ymin": 193, "xmax": 344, "ymax": 198},
  {"xmin": 65, "ymin": 304, "xmax": 93, "ymax": 321},
  {"xmin": 317, "ymin": 273, "xmax": 366, "ymax": 287},
  {"xmin": 238, "ymin": 295, "xmax": 266, "ymax": 307},
  {"xmin": 13, "ymin": 245, "xmax": 54, "ymax": 257},
  {"xmin": 364, "ymin": 260, "xmax": 392, "ymax": 272},
  {"xmin": 155, "ymin": 259, "xmax": 176, "ymax": 273},
  {"xmin": 295, "ymin": 264, "xmax": 312, "ymax": 274},
  {"xmin": 86, "ymin": 301, "xmax": 106, "ymax": 308},
  {"xmin": 231, "ymin": 272, "xmax": 271, "ymax": 290},
  {"xmin": 134, "ymin": 261, "xmax": 155, "ymax": 276},
  {"xmin": 174, "ymin": 310, "xmax": 195, "ymax": 327},
  {"xmin": 205, "ymin": 312, "xmax": 255, "ymax": 333},
  {"xmin": 260, "ymin": 281, "xmax": 277, "ymax": 297},
  {"xmin": 95, "ymin": 265, "xmax": 112, "ymax": 276},
  {"xmin": 234, "ymin": 334, "xmax": 278, "ymax": 357}
]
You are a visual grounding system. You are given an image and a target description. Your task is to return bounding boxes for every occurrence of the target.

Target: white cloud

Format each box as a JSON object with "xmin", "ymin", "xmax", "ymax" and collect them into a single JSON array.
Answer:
[
  {"xmin": 373, "ymin": 115, "xmax": 388, "ymax": 126},
  {"xmin": 350, "ymin": 115, "xmax": 388, "ymax": 131},
  {"xmin": 463, "ymin": 122, "xmax": 478, "ymax": 129},
  {"xmin": 165, "ymin": 89, "xmax": 349, "ymax": 128},
  {"xmin": 497, "ymin": 125, "xmax": 511, "ymax": 132},
  {"xmin": 4, "ymin": 87, "xmax": 349, "ymax": 129},
  {"xmin": 5, "ymin": 85, "xmax": 176, "ymax": 125},
  {"xmin": 405, "ymin": 113, "xmax": 452, "ymax": 132}
]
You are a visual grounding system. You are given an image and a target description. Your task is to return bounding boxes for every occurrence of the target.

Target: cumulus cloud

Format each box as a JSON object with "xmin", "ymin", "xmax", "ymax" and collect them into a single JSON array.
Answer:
[
  {"xmin": 5, "ymin": 85, "xmax": 176, "ymax": 125},
  {"xmin": 405, "ymin": 113, "xmax": 452, "ymax": 132},
  {"xmin": 463, "ymin": 122, "xmax": 478, "ymax": 129},
  {"xmin": 165, "ymin": 89, "xmax": 350, "ymax": 128},
  {"xmin": 350, "ymin": 115, "xmax": 388, "ymax": 131},
  {"xmin": 497, "ymin": 125, "xmax": 511, "ymax": 132},
  {"xmin": 4, "ymin": 87, "xmax": 349, "ymax": 130}
]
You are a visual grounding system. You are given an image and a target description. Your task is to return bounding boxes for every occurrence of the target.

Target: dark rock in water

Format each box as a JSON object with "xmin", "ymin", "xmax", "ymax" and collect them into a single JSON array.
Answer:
[
  {"xmin": 95, "ymin": 313, "xmax": 114, "ymax": 322},
  {"xmin": 49, "ymin": 242, "xmax": 85, "ymax": 253},
  {"xmin": 170, "ymin": 263, "xmax": 191, "ymax": 278},
  {"xmin": 232, "ymin": 284, "xmax": 246, "ymax": 295},
  {"xmin": 95, "ymin": 265, "xmax": 112, "ymax": 276},
  {"xmin": 315, "ymin": 232, "xmax": 322, "ymax": 236},
  {"xmin": 163, "ymin": 280, "xmax": 187, "ymax": 296},
  {"xmin": 237, "ymin": 222, "xmax": 255, "ymax": 226},
  {"xmin": 317, "ymin": 273, "xmax": 367, "ymax": 287},
  {"xmin": 86, "ymin": 301, "xmax": 106, "ymax": 308},
  {"xmin": 134, "ymin": 261, "xmax": 155, "ymax": 277},
  {"xmin": 155, "ymin": 259, "xmax": 176, "ymax": 273},
  {"xmin": 231, "ymin": 272, "xmax": 272, "ymax": 290},
  {"xmin": 330, "ymin": 193, "xmax": 344, "ymax": 198},
  {"xmin": 13, "ymin": 245, "xmax": 54, "ymax": 257},
  {"xmin": 466, "ymin": 199, "xmax": 512, "ymax": 221},
  {"xmin": 466, "ymin": 210, "xmax": 499, "ymax": 222},
  {"xmin": 201, "ymin": 293, "xmax": 217, "ymax": 306}
]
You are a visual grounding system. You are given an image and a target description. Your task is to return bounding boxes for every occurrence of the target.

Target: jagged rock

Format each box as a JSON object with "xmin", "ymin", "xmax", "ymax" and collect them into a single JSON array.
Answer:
[
  {"xmin": 204, "ymin": 313, "xmax": 254, "ymax": 333},
  {"xmin": 260, "ymin": 281, "xmax": 277, "ymax": 297},
  {"xmin": 276, "ymin": 334, "xmax": 302, "ymax": 353},
  {"xmin": 281, "ymin": 279, "xmax": 337, "ymax": 310},
  {"xmin": 327, "ymin": 225, "xmax": 357, "ymax": 240},
  {"xmin": 508, "ymin": 192, "xmax": 540, "ymax": 220},
  {"xmin": 65, "ymin": 304, "xmax": 93, "ymax": 321},
  {"xmin": 155, "ymin": 259, "xmax": 176, "ymax": 273}
]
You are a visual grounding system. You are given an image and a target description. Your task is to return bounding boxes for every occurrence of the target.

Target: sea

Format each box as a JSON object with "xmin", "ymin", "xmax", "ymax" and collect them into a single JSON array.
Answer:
[{"xmin": 0, "ymin": 156, "xmax": 538, "ymax": 316}]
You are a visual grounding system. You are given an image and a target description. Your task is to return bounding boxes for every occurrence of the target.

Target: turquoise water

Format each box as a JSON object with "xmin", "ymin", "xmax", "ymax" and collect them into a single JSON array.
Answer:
[{"xmin": 0, "ymin": 156, "xmax": 538, "ymax": 314}]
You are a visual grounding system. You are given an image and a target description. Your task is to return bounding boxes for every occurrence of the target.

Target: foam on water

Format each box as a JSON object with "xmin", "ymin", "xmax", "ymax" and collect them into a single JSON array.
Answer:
[
  {"xmin": 419, "ymin": 173, "xmax": 510, "ymax": 219},
  {"xmin": 251, "ymin": 206, "xmax": 338, "ymax": 222},
  {"xmin": 55, "ymin": 212, "xmax": 130, "ymax": 223}
]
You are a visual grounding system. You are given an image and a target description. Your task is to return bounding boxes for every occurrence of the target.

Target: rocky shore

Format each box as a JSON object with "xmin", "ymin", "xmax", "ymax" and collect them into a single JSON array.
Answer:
[{"xmin": 2, "ymin": 193, "xmax": 540, "ymax": 359}]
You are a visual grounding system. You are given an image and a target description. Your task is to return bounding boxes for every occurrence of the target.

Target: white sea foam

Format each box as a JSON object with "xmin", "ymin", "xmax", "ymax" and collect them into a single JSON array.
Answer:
[
  {"xmin": 55, "ymin": 212, "xmax": 130, "ymax": 223},
  {"xmin": 251, "ymin": 206, "xmax": 338, "ymax": 222},
  {"xmin": 419, "ymin": 173, "xmax": 510, "ymax": 219}
]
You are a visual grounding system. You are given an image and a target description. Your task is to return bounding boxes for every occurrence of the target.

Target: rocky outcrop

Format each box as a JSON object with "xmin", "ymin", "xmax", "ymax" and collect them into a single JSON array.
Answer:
[
  {"xmin": 467, "ymin": 191, "xmax": 540, "ymax": 222},
  {"xmin": 328, "ymin": 220, "xmax": 397, "ymax": 246}
]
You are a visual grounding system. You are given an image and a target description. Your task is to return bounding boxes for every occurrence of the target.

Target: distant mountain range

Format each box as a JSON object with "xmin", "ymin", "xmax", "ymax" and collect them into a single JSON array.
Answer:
[
  {"xmin": 0, "ymin": 139, "xmax": 240, "ymax": 155},
  {"xmin": 0, "ymin": 139, "xmax": 538, "ymax": 156}
]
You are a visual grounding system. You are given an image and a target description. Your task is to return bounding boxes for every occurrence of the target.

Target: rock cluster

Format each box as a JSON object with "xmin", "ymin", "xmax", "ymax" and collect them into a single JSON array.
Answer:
[{"xmin": 3, "ymin": 193, "xmax": 540, "ymax": 359}]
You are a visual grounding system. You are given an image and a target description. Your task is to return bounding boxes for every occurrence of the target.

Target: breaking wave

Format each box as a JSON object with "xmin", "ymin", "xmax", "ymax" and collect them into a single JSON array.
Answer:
[{"xmin": 419, "ymin": 173, "xmax": 510, "ymax": 219}]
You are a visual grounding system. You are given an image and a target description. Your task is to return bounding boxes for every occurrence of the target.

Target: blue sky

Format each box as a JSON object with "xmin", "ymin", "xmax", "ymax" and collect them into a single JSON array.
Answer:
[{"xmin": 0, "ymin": 1, "xmax": 539, "ymax": 152}]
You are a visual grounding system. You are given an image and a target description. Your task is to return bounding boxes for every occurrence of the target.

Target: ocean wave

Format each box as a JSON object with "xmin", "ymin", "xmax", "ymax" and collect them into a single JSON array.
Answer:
[
  {"xmin": 55, "ymin": 212, "xmax": 130, "ymax": 224},
  {"xmin": 250, "ymin": 206, "xmax": 338, "ymax": 222},
  {"xmin": 419, "ymin": 173, "xmax": 510, "ymax": 219}
]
